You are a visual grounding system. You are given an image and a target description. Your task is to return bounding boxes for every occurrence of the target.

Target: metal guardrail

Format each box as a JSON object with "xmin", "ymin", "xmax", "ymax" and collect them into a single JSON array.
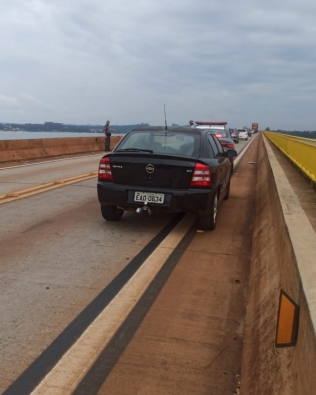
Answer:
[{"xmin": 263, "ymin": 131, "xmax": 316, "ymax": 182}]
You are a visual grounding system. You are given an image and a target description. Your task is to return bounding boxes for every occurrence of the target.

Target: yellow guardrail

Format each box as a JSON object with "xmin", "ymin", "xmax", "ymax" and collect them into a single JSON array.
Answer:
[{"xmin": 263, "ymin": 131, "xmax": 316, "ymax": 182}]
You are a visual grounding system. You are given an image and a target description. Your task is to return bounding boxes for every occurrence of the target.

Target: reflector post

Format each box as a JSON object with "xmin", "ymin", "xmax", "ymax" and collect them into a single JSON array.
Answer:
[{"xmin": 275, "ymin": 290, "xmax": 299, "ymax": 348}]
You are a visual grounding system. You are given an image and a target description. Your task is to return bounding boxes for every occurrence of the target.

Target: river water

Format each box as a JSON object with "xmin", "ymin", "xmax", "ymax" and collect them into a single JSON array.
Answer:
[{"xmin": 0, "ymin": 131, "xmax": 107, "ymax": 140}]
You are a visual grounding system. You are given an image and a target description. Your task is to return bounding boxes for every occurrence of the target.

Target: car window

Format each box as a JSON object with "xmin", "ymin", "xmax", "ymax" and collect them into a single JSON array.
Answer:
[
  {"xmin": 210, "ymin": 129, "xmax": 228, "ymax": 138},
  {"xmin": 213, "ymin": 135, "xmax": 224, "ymax": 155},
  {"xmin": 208, "ymin": 134, "xmax": 218, "ymax": 156},
  {"xmin": 117, "ymin": 131, "xmax": 200, "ymax": 157}
]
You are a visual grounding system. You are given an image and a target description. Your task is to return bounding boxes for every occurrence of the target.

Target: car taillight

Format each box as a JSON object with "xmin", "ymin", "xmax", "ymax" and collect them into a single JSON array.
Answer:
[
  {"xmin": 190, "ymin": 163, "xmax": 212, "ymax": 187},
  {"xmin": 98, "ymin": 157, "xmax": 113, "ymax": 180},
  {"xmin": 215, "ymin": 134, "xmax": 223, "ymax": 137},
  {"xmin": 221, "ymin": 142, "xmax": 234, "ymax": 149}
]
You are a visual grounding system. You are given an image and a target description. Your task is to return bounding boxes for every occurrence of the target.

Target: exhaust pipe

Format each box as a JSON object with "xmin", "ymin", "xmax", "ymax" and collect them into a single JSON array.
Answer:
[
  {"xmin": 142, "ymin": 205, "xmax": 153, "ymax": 216},
  {"xmin": 136, "ymin": 203, "xmax": 153, "ymax": 215}
]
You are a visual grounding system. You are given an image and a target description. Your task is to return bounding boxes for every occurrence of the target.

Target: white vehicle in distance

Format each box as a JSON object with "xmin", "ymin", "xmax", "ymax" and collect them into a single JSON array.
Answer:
[{"xmin": 237, "ymin": 129, "xmax": 248, "ymax": 141}]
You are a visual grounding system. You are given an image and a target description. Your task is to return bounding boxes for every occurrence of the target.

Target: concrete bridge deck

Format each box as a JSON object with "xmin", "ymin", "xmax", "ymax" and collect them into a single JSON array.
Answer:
[{"xmin": 0, "ymin": 134, "xmax": 315, "ymax": 395}]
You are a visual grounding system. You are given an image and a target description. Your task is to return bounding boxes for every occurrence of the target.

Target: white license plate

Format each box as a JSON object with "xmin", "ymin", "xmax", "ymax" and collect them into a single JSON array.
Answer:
[{"xmin": 134, "ymin": 192, "xmax": 164, "ymax": 204}]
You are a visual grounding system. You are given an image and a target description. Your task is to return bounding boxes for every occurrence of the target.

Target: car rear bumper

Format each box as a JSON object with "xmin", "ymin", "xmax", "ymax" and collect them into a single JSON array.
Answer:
[{"xmin": 97, "ymin": 182, "xmax": 215, "ymax": 215}]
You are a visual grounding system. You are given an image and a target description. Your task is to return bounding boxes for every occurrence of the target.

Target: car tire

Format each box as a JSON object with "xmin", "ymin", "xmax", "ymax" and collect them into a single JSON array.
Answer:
[
  {"xmin": 224, "ymin": 178, "xmax": 231, "ymax": 200},
  {"xmin": 198, "ymin": 193, "xmax": 218, "ymax": 230},
  {"xmin": 101, "ymin": 205, "xmax": 124, "ymax": 221}
]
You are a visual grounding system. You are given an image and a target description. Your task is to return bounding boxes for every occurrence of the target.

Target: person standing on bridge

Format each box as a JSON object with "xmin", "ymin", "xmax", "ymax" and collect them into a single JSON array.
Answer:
[{"xmin": 104, "ymin": 120, "xmax": 116, "ymax": 151}]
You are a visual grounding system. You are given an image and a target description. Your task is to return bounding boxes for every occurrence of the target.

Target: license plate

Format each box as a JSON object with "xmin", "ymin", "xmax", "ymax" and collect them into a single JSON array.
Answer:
[{"xmin": 134, "ymin": 192, "xmax": 164, "ymax": 204}]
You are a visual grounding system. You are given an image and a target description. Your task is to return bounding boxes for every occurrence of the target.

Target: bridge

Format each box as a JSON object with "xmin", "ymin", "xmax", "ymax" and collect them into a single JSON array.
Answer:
[{"xmin": 0, "ymin": 132, "xmax": 315, "ymax": 395}]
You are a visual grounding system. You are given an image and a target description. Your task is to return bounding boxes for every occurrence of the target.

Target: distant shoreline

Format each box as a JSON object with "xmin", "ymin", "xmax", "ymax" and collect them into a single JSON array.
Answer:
[{"xmin": 0, "ymin": 131, "xmax": 125, "ymax": 141}]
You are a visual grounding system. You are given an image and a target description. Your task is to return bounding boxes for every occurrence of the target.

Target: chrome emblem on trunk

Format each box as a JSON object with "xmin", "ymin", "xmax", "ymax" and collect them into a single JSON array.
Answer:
[{"xmin": 146, "ymin": 164, "xmax": 154, "ymax": 173}]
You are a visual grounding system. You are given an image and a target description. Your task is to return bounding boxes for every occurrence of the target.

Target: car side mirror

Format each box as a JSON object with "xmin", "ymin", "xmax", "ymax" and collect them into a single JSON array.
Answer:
[{"xmin": 226, "ymin": 149, "xmax": 237, "ymax": 158}]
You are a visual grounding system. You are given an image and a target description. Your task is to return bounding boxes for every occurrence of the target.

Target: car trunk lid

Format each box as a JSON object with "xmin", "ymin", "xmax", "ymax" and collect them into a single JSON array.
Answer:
[{"xmin": 109, "ymin": 153, "xmax": 198, "ymax": 189}]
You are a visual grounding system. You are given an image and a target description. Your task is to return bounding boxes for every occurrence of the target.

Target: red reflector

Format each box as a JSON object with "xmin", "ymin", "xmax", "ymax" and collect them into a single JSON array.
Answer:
[
  {"xmin": 98, "ymin": 157, "xmax": 113, "ymax": 180},
  {"xmin": 190, "ymin": 163, "xmax": 212, "ymax": 187},
  {"xmin": 221, "ymin": 142, "xmax": 234, "ymax": 149}
]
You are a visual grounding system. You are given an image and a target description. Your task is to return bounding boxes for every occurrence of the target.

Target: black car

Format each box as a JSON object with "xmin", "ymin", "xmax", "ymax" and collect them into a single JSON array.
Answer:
[
  {"xmin": 97, "ymin": 126, "xmax": 237, "ymax": 230},
  {"xmin": 209, "ymin": 128, "xmax": 236, "ymax": 149},
  {"xmin": 198, "ymin": 128, "xmax": 236, "ymax": 164}
]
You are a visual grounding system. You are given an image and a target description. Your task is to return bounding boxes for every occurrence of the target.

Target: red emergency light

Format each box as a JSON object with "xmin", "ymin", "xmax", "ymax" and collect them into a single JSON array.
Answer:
[{"xmin": 195, "ymin": 121, "xmax": 227, "ymax": 125}]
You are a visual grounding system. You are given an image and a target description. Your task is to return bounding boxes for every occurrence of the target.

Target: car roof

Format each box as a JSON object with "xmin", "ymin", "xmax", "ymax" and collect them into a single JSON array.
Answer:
[{"xmin": 130, "ymin": 126, "xmax": 204, "ymax": 135}]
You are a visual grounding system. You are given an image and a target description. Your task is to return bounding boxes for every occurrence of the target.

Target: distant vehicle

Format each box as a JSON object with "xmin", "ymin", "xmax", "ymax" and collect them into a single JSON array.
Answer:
[
  {"xmin": 237, "ymin": 129, "xmax": 248, "ymax": 141},
  {"xmin": 196, "ymin": 124, "xmax": 235, "ymax": 162},
  {"xmin": 209, "ymin": 128, "xmax": 235, "ymax": 149},
  {"xmin": 196, "ymin": 122, "xmax": 234, "ymax": 146},
  {"xmin": 229, "ymin": 128, "xmax": 239, "ymax": 143},
  {"xmin": 252, "ymin": 123, "xmax": 259, "ymax": 133},
  {"xmin": 97, "ymin": 126, "xmax": 237, "ymax": 230}
]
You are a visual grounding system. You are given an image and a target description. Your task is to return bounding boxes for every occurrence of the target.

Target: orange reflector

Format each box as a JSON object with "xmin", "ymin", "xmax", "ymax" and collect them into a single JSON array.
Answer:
[{"xmin": 276, "ymin": 290, "xmax": 299, "ymax": 347}]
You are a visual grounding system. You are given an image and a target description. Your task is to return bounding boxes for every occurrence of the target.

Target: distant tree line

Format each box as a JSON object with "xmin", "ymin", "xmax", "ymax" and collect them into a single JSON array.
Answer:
[
  {"xmin": 2, "ymin": 123, "xmax": 314, "ymax": 138},
  {"xmin": 277, "ymin": 130, "xmax": 316, "ymax": 139},
  {"xmin": 0, "ymin": 122, "xmax": 150, "ymax": 134},
  {"xmin": 110, "ymin": 123, "xmax": 150, "ymax": 134},
  {"xmin": 264, "ymin": 127, "xmax": 316, "ymax": 139}
]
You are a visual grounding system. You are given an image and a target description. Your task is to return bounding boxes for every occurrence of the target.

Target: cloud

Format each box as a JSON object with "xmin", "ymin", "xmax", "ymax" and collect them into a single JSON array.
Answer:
[
  {"xmin": 0, "ymin": 94, "xmax": 19, "ymax": 108},
  {"xmin": 1, "ymin": 0, "xmax": 316, "ymax": 129}
]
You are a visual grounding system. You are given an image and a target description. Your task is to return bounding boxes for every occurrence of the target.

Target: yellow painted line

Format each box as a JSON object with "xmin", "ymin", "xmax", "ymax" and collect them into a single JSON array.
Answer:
[
  {"xmin": 0, "ymin": 172, "xmax": 97, "ymax": 205},
  {"xmin": 0, "ymin": 182, "xmax": 56, "ymax": 199}
]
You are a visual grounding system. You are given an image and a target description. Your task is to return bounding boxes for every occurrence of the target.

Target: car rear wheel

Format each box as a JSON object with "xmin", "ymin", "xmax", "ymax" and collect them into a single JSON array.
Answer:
[
  {"xmin": 101, "ymin": 205, "xmax": 124, "ymax": 221},
  {"xmin": 198, "ymin": 193, "xmax": 218, "ymax": 230}
]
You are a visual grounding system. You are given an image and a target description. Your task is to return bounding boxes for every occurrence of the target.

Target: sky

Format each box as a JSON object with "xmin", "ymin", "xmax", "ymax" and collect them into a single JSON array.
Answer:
[{"xmin": 1, "ymin": 0, "xmax": 316, "ymax": 130}]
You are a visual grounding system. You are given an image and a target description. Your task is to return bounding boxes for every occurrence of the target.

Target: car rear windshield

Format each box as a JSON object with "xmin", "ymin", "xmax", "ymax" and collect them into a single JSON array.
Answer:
[
  {"xmin": 117, "ymin": 131, "xmax": 200, "ymax": 157},
  {"xmin": 237, "ymin": 129, "xmax": 247, "ymax": 132}
]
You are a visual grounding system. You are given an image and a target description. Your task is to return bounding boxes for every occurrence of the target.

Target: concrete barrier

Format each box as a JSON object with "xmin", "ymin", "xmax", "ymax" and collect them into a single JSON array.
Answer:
[
  {"xmin": 0, "ymin": 135, "xmax": 123, "ymax": 163},
  {"xmin": 240, "ymin": 135, "xmax": 316, "ymax": 394}
]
